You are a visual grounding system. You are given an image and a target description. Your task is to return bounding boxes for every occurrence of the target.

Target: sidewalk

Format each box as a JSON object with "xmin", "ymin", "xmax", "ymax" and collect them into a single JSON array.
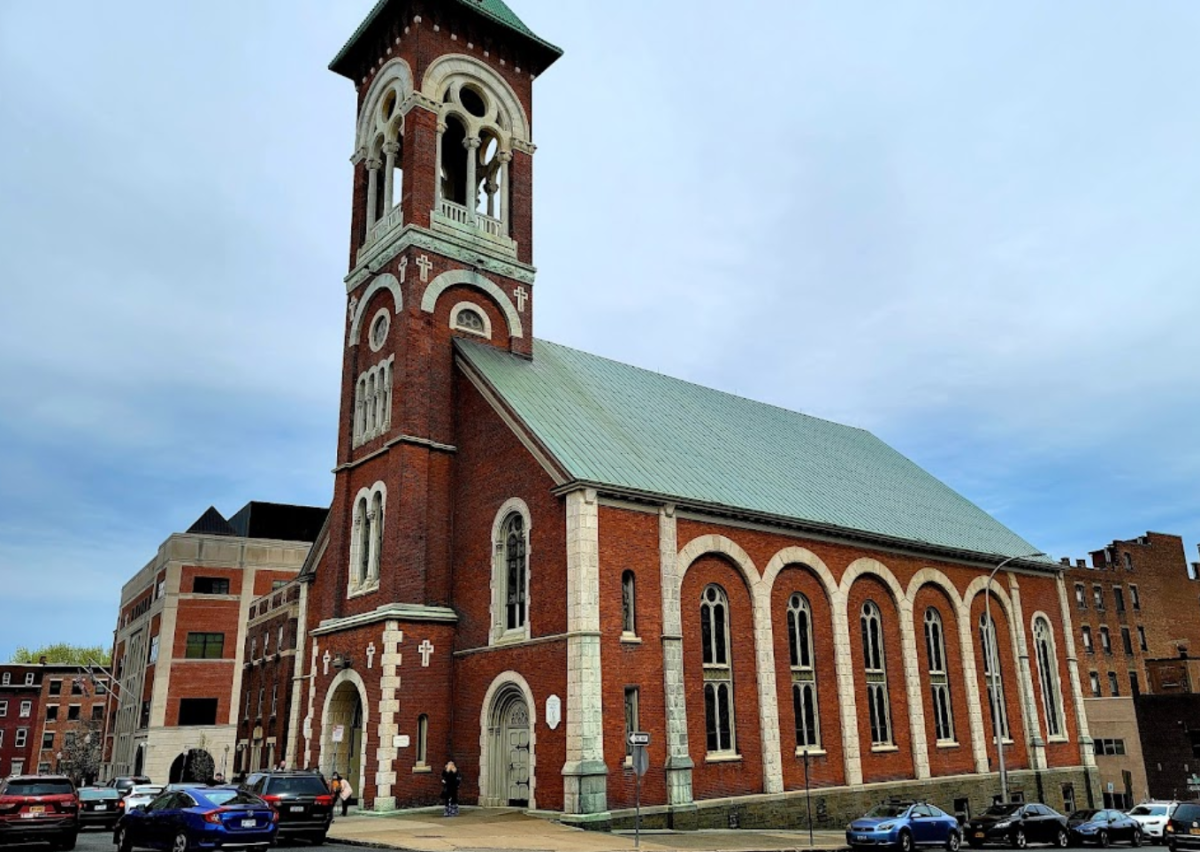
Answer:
[{"xmin": 327, "ymin": 807, "xmax": 849, "ymax": 852}]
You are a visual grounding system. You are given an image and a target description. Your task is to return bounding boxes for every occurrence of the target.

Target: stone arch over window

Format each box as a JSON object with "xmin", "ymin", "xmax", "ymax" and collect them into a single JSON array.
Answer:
[
  {"xmin": 421, "ymin": 269, "xmax": 524, "ymax": 338},
  {"xmin": 449, "ymin": 300, "xmax": 492, "ymax": 338},
  {"xmin": 348, "ymin": 482, "xmax": 386, "ymax": 597},
  {"xmin": 319, "ymin": 667, "xmax": 370, "ymax": 802},
  {"xmin": 700, "ymin": 583, "xmax": 736, "ymax": 756},
  {"xmin": 347, "ymin": 274, "xmax": 403, "ymax": 346},
  {"xmin": 422, "ymin": 54, "xmax": 530, "ymax": 142},
  {"xmin": 1032, "ymin": 613, "xmax": 1066, "ymax": 740},
  {"xmin": 490, "ymin": 498, "xmax": 532, "ymax": 644},
  {"xmin": 860, "ymin": 600, "xmax": 893, "ymax": 746},
  {"xmin": 621, "ymin": 570, "xmax": 636, "ymax": 636}
]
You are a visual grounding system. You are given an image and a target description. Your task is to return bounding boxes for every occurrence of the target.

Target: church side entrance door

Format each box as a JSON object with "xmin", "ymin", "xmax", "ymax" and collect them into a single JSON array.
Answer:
[{"xmin": 487, "ymin": 689, "xmax": 530, "ymax": 807}]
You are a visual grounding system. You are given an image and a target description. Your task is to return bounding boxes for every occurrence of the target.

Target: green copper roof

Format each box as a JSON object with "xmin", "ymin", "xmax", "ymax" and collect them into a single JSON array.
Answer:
[
  {"xmin": 330, "ymin": 0, "xmax": 561, "ymax": 76},
  {"xmin": 458, "ymin": 338, "xmax": 1049, "ymax": 564}
]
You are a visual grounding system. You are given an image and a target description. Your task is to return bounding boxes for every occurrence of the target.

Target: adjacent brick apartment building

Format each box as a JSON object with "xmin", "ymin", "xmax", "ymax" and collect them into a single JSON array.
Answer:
[
  {"xmin": 287, "ymin": 0, "xmax": 1098, "ymax": 830},
  {"xmin": 35, "ymin": 665, "xmax": 110, "ymax": 782},
  {"xmin": 0, "ymin": 665, "xmax": 44, "ymax": 778},
  {"xmin": 236, "ymin": 578, "xmax": 303, "ymax": 774},
  {"xmin": 104, "ymin": 501, "xmax": 326, "ymax": 783}
]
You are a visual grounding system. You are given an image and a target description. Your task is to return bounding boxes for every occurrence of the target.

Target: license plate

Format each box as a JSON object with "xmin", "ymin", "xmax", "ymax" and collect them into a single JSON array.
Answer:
[
  {"xmin": 28, "ymin": 806, "xmax": 45, "ymax": 815},
  {"xmin": 1189, "ymin": 829, "xmax": 1200, "ymax": 836},
  {"xmin": 290, "ymin": 805, "xmax": 305, "ymax": 813},
  {"xmin": 241, "ymin": 819, "xmax": 257, "ymax": 828},
  {"xmin": 95, "ymin": 804, "xmax": 108, "ymax": 811},
  {"xmin": 975, "ymin": 832, "xmax": 985, "ymax": 838}
]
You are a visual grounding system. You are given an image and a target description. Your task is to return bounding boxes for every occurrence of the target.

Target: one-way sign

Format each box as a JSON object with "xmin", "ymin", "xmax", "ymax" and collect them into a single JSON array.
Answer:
[{"xmin": 628, "ymin": 731, "xmax": 651, "ymax": 746}]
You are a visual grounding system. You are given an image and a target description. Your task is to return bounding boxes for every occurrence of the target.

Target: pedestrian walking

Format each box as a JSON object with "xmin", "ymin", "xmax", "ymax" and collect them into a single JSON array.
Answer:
[
  {"xmin": 337, "ymin": 775, "xmax": 353, "ymax": 817},
  {"xmin": 441, "ymin": 760, "xmax": 461, "ymax": 817},
  {"xmin": 330, "ymin": 773, "xmax": 342, "ymax": 819}
]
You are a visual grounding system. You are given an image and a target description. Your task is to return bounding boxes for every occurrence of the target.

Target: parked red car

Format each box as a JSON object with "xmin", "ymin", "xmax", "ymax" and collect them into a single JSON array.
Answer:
[{"xmin": 0, "ymin": 775, "xmax": 79, "ymax": 850}]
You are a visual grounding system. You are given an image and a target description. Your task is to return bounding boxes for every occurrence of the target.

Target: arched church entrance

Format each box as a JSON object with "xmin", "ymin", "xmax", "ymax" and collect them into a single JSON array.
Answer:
[
  {"xmin": 323, "ymin": 677, "xmax": 365, "ymax": 801},
  {"xmin": 486, "ymin": 688, "xmax": 530, "ymax": 807},
  {"xmin": 168, "ymin": 749, "xmax": 214, "ymax": 783}
]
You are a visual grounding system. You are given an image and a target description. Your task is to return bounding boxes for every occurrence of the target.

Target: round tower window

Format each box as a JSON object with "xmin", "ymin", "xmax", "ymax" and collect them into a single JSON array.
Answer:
[
  {"xmin": 460, "ymin": 86, "xmax": 487, "ymax": 118},
  {"xmin": 455, "ymin": 308, "xmax": 485, "ymax": 334},
  {"xmin": 369, "ymin": 310, "xmax": 390, "ymax": 352}
]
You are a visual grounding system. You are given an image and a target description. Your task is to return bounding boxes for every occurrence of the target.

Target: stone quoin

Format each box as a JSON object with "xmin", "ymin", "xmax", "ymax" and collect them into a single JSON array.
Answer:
[{"xmin": 293, "ymin": 0, "xmax": 1099, "ymax": 829}]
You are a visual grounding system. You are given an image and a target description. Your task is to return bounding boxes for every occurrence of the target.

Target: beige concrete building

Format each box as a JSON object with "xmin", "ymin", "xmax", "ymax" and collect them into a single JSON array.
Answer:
[
  {"xmin": 104, "ymin": 503, "xmax": 325, "ymax": 783},
  {"xmin": 1082, "ymin": 697, "xmax": 1147, "ymax": 808}
]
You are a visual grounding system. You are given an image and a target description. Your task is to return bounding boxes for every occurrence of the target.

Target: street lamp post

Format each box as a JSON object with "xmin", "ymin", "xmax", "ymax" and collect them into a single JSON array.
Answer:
[{"xmin": 985, "ymin": 552, "xmax": 1045, "ymax": 804}]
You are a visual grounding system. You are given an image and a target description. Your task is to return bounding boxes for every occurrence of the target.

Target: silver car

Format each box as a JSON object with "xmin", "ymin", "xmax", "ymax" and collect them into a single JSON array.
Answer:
[
  {"xmin": 1129, "ymin": 802, "xmax": 1178, "ymax": 843},
  {"xmin": 122, "ymin": 784, "xmax": 164, "ymax": 811}
]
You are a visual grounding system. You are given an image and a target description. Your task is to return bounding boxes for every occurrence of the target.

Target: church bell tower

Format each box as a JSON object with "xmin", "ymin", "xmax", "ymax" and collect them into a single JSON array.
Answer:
[{"xmin": 322, "ymin": 0, "xmax": 560, "ymax": 616}]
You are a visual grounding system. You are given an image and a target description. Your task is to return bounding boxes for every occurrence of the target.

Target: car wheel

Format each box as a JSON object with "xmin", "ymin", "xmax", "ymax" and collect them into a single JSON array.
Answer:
[
  {"xmin": 173, "ymin": 831, "xmax": 190, "ymax": 852},
  {"xmin": 1099, "ymin": 830, "xmax": 1110, "ymax": 848},
  {"xmin": 968, "ymin": 839, "xmax": 985, "ymax": 849},
  {"xmin": 1011, "ymin": 828, "xmax": 1027, "ymax": 849},
  {"xmin": 310, "ymin": 833, "xmax": 327, "ymax": 847},
  {"xmin": 948, "ymin": 831, "xmax": 962, "ymax": 852},
  {"xmin": 117, "ymin": 827, "xmax": 133, "ymax": 852},
  {"xmin": 1056, "ymin": 828, "xmax": 1070, "ymax": 849},
  {"xmin": 56, "ymin": 833, "xmax": 78, "ymax": 852},
  {"xmin": 1133, "ymin": 830, "xmax": 1143, "ymax": 848}
]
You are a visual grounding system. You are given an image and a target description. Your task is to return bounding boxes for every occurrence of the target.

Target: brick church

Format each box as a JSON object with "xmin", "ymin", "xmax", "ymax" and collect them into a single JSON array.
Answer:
[{"xmin": 293, "ymin": 0, "xmax": 1098, "ymax": 828}]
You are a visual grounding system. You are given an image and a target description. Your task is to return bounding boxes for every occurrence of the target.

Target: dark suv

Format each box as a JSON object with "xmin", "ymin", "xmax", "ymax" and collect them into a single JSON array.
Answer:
[
  {"xmin": 0, "ymin": 775, "xmax": 79, "ymax": 850},
  {"xmin": 1166, "ymin": 801, "xmax": 1200, "ymax": 852},
  {"xmin": 106, "ymin": 777, "xmax": 151, "ymax": 799},
  {"xmin": 240, "ymin": 772, "xmax": 333, "ymax": 844}
]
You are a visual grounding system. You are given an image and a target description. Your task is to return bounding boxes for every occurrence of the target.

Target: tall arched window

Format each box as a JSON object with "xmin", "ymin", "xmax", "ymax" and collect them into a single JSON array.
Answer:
[
  {"xmin": 621, "ymin": 571, "xmax": 636, "ymax": 636},
  {"xmin": 348, "ymin": 483, "xmax": 385, "ymax": 596},
  {"xmin": 701, "ymin": 585, "xmax": 735, "ymax": 754},
  {"xmin": 1034, "ymin": 617, "xmax": 1064, "ymax": 738},
  {"xmin": 370, "ymin": 490, "xmax": 384, "ymax": 581},
  {"xmin": 787, "ymin": 593, "xmax": 819, "ymax": 748},
  {"xmin": 503, "ymin": 514, "xmax": 527, "ymax": 632},
  {"xmin": 924, "ymin": 608, "xmax": 955, "ymax": 743},
  {"xmin": 416, "ymin": 714, "xmax": 429, "ymax": 768},
  {"xmin": 356, "ymin": 496, "xmax": 371, "ymax": 584},
  {"xmin": 980, "ymin": 613, "xmax": 1010, "ymax": 740},
  {"xmin": 860, "ymin": 601, "xmax": 892, "ymax": 746}
]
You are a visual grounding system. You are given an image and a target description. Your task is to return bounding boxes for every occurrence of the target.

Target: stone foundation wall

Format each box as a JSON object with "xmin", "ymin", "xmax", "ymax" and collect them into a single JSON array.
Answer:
[{"xmin": 605, "ymin": 766, "xmax": 1100, "ymax": 832}]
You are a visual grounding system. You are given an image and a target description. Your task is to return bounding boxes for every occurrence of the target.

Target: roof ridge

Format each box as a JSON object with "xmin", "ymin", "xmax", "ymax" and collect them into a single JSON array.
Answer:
[{"xmin": 531, "ymin": 337, "xmax": 873, "ymax": 436}]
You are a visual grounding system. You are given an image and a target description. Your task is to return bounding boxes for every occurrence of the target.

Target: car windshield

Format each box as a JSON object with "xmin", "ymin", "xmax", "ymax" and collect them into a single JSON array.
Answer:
[
  {"xmin": 984, "ymin": 804, "xmax": 1022, "ymax": 817},
  {"xmin": 1130, "ymin": 806, "xmax": 1167, "ymax": 816},
  {"xmin": 5, "ymin": 781, "xmax": 75, "ymax": 796},
  {"xmin": 1070, "ymin": 810, "xmax": 1099, "ymax": 820},
  {"xmin": 865, "ymin": 805, "xmax": 910, "ymax": 819},
  {"xmin": 267, "ymin": 777, "xmax": 329, "ymax": 795},
  {"xmin": 203, "ymin": 790, "xmax": 266, "ymax": 807},
  {"xmin": 80, "ymin": 789, "xmax": 120, "ymax": 800}
]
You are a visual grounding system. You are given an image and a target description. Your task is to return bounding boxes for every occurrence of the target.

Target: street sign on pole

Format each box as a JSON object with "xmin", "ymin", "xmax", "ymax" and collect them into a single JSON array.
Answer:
[
  {"xmin": 627, "ymin": 732, "xmax": 651, "ymax": 848},
  {"xmin": 332, "ymin": 726, "xmax": 345, "ymax": 743},
  {"xmin": 628, "ymin": 731, "xmax": 651, "ymax": 746}
]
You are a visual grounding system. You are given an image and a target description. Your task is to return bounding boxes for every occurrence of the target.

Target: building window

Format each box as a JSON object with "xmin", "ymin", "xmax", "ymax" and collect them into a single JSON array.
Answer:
[
  {"xmin": 185, "ymin": 632, "xmax": 225, "ymax": 659},
  {"xmin": 624, "ymin": 687, "xmax": 640, "ymax": 760},
  {"xmin": 24, "ymin": 673, "xmax": 34, "ymax": 686},
  {"xmin": 140, "ymin": 700, "xmax": 150, "ymax": 729},
  {"xmin": 0, "ymin": 700, "xmax": 6, "ymax": 717},
  {"xmin": 244, "ymin": 688, "xmax": 251, "ymax": 721},
  {"xmin": 63, "ymin": 732, "xmax": 76, "ymax": 749},
  {"xmin": 1124, "ymin": 553, "xmax": 1134, "ymax": 571},
  {"xmin": 156, "ymin": 578, "xmax": 166, "ymax": 599},
  {"xmin": 46, "ymin": 706, "xmax": 57, "ymax": 722},
  {"xmin": 701, "ymin": 584, "xmax": 736, "ymax": 754},
  {"xmin": 1094, "ymin": 586, "xmax": 1105, "ymax": 610},
  {"xmin": 861, "ymin": 601, "xmax": 893, "ymax": 747},
  {"xmin": 1075, "ymin": 584, "xmax": 1086, "ymax": 610},
  {"xmin": 416, "ymin": 714, "xmax": 429, "ymax": 767},
  {"xmin": 351, "ymin": 358, "xmax": 394, "ymax": 448},
  {"xmin": 453, "ymin": 306, "xmax": 487, "ymax": 336},
  {"xmin": 178, "ymin": 698, "xmax": 219, "ymax": 726},
  {"xmin": 788, "ymin": 593, "xmax": 820, "ymax": 748},
  {"xmin": 0, "ymin": 730, "xmax": 3, "ymax": 747},
  {"xmin": 70, "ymin": 680, "xmax": 83, "ymax": 696},
  {"xmin": 1096, "ymin": 738, "xmax": 1127, "ymax": 756},
  {"xmin": 1081, "ymin": 626, "xmax": 1094, "ymax": 654},
  {"xmin": 49, "ymin": 680, "xmax": 61, "ymax": 696},
  {"xmin": 348, "ymin": 483, "xmax": 386, "ymax": 594},
  {"xmin": 270, "ymin": 685, "xmax": 277, "ymax": 717},
  {"xmin": 1100, "ymin": 627, "xmax": 1112, "ymax": 655},
  {"xmin": 1137, "ymin": 626, "xmax": 1147, "ymax": 652},
  {"xmin": 0, "ymin": 673, "xmax": 8, "ymax": 686},
  {"xmin": 272, "ymin": 579, "xmax": 288, "ymax": 591},
  {"xmin": 1089, "ymin": 671, "xmax": 1101, "ymax": 697},
  {"xmin": 278, "ymin": 625, "xmax": 286, "ymax": 651},
  {"xmin": 621, "ymin": 571, "xmax": 637, "ymax": 636},
  {"xmin": 503, "ymin": 514, "xmax": 527, "ymax": 632},
  {"xmin": 1062, "ymin": 784, "xmax": 1076, "ymax": 815},
  {"xmin": 67, "ymin": 705, "xmax": 80, "ymax": 721},
  {"xmin": 17, "ymin": 700, "xmax": 31, "ymax": 718},
  {"xmin": 91, "ymin": 705, "xmax": 104, "ymax": 722},
  {"xmin": 1130, "ymin": 671, "xmax": 1140, "ymax": 696},
  {"xmin": 1121, "ymin": 627, "xmax": 1133, "ymax": 656},
  {"xmin": 256, "ymin": 687, "xmax": 264, "ymax": 719},
  {"xmin": 924, "ymin": 607, "xmax": 955, "ymax": 744},
  {"xmin": 980, "ymin": 613, "xmax": 1010, "ymax": 740},
  {"xmin": 148, "ymin": 635, "xmax": 159, "ymax": 665},
  {"xmin": 14, "ymin": 729, "xmax": 27, "ymax": 748},
  {"xmin": 1033, "ymin": 617, "xmax": 1064, "ymax": 739},
  {"xmin": 1108, "ymin": 672, "xmax": 1120, "ymax": 697},
  {"xmin": 94, "ymin": 679, "xmax": 107, "ymax": 696},
  {"xmin": 250, "ymin": 638, "xmax": 257, "ymax": 660},
  {"xmin": 41, "ymin": 732, "xmax": 54, "ymax": 749},
  {"xmin": 193, "ymin": 577, "xmax": 230, "ymax": 595},
  {"xmin": 1114, "ymin": 587, "xmax": 1125, "ymax": 613},
  {"xmin": 11, "ymin": 760, "xmax": 23, "ymax": 776}
]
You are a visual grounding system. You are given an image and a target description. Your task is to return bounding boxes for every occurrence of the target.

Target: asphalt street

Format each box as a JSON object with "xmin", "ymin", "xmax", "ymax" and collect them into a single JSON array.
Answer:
[{"xmin": 5, "ymin": 829, "xmax": 360, "ymax": 852}]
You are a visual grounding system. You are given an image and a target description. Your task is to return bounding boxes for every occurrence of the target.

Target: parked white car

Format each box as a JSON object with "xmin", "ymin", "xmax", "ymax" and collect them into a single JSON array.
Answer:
[
  {"xmin": 123, "ymin": 784, "xmax": 165, "ymax": 811},
  {"xmin": 1128, "ymin": 802, "xmax": 1178, "ymax": 843}
]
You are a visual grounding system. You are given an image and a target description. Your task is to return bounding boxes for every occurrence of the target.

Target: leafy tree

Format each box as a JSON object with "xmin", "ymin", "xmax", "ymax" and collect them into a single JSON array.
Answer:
[
  {"xmin": 56, "ymin": 719, "xmax": 104, "ymax": 787},
  {"xmin": 10, "ymin": 644, "xmax": 111, "ymax": 666}
]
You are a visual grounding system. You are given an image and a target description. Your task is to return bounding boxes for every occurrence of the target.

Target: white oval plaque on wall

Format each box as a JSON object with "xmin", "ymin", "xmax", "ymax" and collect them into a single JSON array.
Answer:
[{"xmin": 545, "ymin": 694, "xmax": 562, "ymax": 730}]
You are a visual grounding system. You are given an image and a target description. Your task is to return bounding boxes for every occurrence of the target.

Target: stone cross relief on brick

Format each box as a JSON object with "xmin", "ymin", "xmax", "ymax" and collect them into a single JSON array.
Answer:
[
  {"xmin": 322, "ymin": 650, "xmax": 331, "ymax": 676},
  {"xmin": 513, "ymin": 286, "xmax": 528, "ymax": 312},
  {"xmin": 366, "ymin": 642, "xmax": 376, "ymax": 670},
  {"xmin": 416, "ymin": 254, "xmax": 432, "ymax": 282},
  {"xmin": 418, "ymin": 639, "xmax": 434, "ymax": 667}
]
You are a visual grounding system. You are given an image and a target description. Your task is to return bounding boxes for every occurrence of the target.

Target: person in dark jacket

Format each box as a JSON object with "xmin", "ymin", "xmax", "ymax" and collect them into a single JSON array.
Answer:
[{"xmin": 441, "ymin": 761, "xmax": 461, "ymax": 817}]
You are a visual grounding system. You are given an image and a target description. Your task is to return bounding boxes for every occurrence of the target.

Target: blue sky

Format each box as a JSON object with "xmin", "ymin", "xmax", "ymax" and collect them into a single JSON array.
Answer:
[{"xmin": 1, "ymin": 0, "xmax": 1198, "ymax": 658}]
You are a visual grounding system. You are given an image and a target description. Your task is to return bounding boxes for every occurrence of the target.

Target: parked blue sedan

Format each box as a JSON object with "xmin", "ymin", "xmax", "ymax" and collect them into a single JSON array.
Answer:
[
  {"xmin": 848, "ymin": 801, "xmax": 963, "ymax": 852},
  {"xmin": 114, "ymin": 787, "xmax": 277, "ymax": 852}
]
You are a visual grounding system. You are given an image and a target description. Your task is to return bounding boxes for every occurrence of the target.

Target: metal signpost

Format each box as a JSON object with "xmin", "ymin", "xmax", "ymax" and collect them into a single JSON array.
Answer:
[
  {"xmin": 332, "ymin": 724, "xmax": 345, "ymax": 776},
  {"xmin": 628, "ymin": 732, "xmax": 651, "ymax": 849},
  {"xmin": 802, "ymin": 748, "xmax": 814, "ymax": 846}
]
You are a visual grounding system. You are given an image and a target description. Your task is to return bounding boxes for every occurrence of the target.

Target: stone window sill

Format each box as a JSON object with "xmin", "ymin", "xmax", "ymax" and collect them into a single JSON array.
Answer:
[
  {"xmin": 935, "ymin": 741, "xmax": 960, "ymax": 749},
  {"xmin": 705, "ymin": 753, "xmax": 742, "ymax": 764},
  {"xmin": 619, "ymin": 633, "xmax": 642, "ymax": 645},
  {"xmin": 412, "ymin": 765, "xmax": 432, "ymax": 774},
  {"xmin": 346, "ymin": 582, "xmax": 380, "ymax": 600},
  {"xmin": 1047, "ymin": 735, "xmax": 1070, "ymax": 744},
  {"xmin": 871, "ymin": 744, "xmax": 900, "ymax": 753},
  {"xmin": 794, "ymin": 747, "xmax": 826, "ymax": 757}
]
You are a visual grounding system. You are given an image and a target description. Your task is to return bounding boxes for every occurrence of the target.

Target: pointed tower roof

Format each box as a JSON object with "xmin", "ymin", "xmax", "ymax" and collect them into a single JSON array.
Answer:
[
  {"xmin": 330, "ymin": 0, "xmax": 562, "ymax": 78},
  {"xmin": 186, "ymin": 506, "xmax": 238, "ymax": 537}
]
